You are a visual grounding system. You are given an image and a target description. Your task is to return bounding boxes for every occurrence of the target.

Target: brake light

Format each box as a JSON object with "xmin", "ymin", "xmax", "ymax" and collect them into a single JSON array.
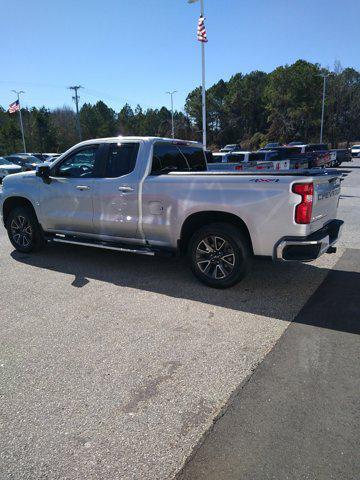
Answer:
[
  {"xmin": 292, "ymin": 182, "xmax": 314, "ymax": 224},
  {"xmin": 235, "ymin": 165, "xmax": 243, "ymax": 171}
]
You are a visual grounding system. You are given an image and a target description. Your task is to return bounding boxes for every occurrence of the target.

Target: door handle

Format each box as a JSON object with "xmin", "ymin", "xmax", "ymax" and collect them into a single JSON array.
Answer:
[
  {"xmin": 118, "ymin": 186, "xmax": 134, "ymax": 193},
  {"xmin": 76, "ymin": 185, "xmax": 90, "ymax": 191}
]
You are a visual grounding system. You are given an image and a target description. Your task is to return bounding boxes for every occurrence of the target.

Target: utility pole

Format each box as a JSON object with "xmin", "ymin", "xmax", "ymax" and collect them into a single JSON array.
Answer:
[
  {"xmin": 319, "ymin": 73, "xmax": 333, "ymax": 144},
  {"xmin": 68, "ymin": 85, "xmax": 83, "ymax": 141},
  {"xmin": 166, "ymin": 90, "xmax": 177, "ymax": 138},
  {"xmin": 11, "ymin": 90, "xmax": 26, "ymax": 153}
]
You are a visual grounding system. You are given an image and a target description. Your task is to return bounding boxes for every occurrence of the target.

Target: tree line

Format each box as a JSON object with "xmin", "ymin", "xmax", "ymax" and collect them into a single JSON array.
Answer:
[{"xmin": 1, "ymin": 59, "xmax": 360, "ymax": 156}]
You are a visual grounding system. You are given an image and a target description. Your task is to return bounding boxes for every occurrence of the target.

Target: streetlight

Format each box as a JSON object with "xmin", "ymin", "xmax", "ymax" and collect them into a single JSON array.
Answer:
[
  {"xmin": 166, "ymin": 90, "xmax": 177, "ymax": 138},
  {"xmin": 318, "ymin": 73, "xmax": 333, "ymax": 143},
  {"xmin": 11, "ymin": 90, "xmax": 26, "ymax": 153}
]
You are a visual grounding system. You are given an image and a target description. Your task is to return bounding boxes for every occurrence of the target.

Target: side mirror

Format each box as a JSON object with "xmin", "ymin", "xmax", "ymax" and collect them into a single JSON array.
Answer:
[{"xmin": 36, "ymin": 164, "xmax": 51, "ymax": 183}]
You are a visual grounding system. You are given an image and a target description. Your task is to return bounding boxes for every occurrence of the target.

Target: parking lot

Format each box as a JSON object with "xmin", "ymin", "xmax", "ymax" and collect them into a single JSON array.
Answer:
[{"xmin": 1, "ymin": 160, "xmax": 359, "ymax": 480}]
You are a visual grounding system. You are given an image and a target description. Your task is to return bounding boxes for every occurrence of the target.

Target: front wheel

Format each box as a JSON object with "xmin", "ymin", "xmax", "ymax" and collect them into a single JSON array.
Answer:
[
  {"xmin": 6, "ymin": 206, "xmax": 45, "ymax": 253},
  {"xmin": 188, "ymin": 222, "xmax": 251, "ymax": 288}
]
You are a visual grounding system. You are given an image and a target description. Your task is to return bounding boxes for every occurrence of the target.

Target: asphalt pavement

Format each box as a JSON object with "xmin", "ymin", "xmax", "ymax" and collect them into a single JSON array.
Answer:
[
  {"xmin": 179, "ymin": 160, "xmax": 360, "ymax": 480},
  {"xmin": 0, "ymin": 160, "xmax": 359, "ymax": 480}
]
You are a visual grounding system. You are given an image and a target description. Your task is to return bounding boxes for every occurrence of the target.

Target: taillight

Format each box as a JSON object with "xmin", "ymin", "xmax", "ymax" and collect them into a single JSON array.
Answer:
[
  {"xmin": 235, "ymin": 165, "xmax": 242, "ymax": 171},
  {"xmin": 292, "ymin": 182, "xmax": 314, "ymax": 224}
]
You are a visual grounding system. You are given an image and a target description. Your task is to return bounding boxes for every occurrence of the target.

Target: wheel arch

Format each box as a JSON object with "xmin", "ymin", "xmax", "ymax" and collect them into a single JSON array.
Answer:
[
  {"xmin": 2, "ymin": 196, "xmax": 39, "ymax": 226},
  {"xmin": 179, "ymin": 211, "xmax": 253, "ymax": 255}
]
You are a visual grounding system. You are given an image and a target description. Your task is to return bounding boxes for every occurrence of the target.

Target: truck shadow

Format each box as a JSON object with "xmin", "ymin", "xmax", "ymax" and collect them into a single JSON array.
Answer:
[{"xmin": 10, "ymin": 244, "xmax": 360, "ymax": 335}]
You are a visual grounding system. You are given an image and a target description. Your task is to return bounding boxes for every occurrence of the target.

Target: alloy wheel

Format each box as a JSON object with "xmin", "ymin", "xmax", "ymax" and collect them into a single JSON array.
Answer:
[
  {"xmin": 195, "ymin": 235, "xmax": 236, "ymax": 280},
  {"xmin": 10, "ymin": 215, "xmax": 33, "ymax": 248}
]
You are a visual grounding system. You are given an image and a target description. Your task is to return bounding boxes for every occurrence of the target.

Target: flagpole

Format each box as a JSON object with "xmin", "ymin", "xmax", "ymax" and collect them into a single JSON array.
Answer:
[
  {"xmin": 200, "ymin": 0, "xmax": 206, "ymax": 150},
  {"xmin": 11, "ymin": 90, "xmax": 26, "ymax": 153}
]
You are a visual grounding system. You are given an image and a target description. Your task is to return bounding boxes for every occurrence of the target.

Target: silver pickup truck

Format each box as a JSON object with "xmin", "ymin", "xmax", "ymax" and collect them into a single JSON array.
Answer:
[{"xmin": 0, "ymin": 137, "xmax": 343, "ymax": 288}]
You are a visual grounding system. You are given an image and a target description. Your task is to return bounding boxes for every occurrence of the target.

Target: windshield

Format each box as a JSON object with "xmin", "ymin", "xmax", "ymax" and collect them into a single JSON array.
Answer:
[
  {"xmin": 8, "ymin": 155, "xmax": 42, "ymax": 164},
  {"xmin": 28, "ymin": 156, "xmax": 44, "ymax": 163},
  {"xmin": 0, "ymin": 157, "xmax": 13, "ymax": 165}
]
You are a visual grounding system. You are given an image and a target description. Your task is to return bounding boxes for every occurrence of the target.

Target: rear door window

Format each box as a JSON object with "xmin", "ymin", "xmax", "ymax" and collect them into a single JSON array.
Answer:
[{"xmin": 105, "ymin": 143, "xmax": 140, "ymax": 178}]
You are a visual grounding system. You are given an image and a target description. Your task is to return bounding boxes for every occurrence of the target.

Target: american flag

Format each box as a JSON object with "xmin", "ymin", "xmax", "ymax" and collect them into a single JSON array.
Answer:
[
  {"xmin": 197, "ymin": 15, "xmax": 208, "ymax": 43},
  {"xmin": 8, "ymin": 100, "xmax": 20, "ymax": 114}
]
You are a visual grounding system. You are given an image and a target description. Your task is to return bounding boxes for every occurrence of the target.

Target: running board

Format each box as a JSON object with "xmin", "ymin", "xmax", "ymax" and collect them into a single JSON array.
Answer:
[{"xmin": 51, "ymin": 237, "xmax": 155, "ymax": 256}]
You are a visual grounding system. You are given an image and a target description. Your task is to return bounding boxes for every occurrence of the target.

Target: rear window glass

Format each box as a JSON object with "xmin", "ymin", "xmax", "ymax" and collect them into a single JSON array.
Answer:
[
  {"xmin": 151, "ymin": 143, "xmax": 206, "ymax": 174},
  {"xmin": 205, "ymin": 151, "xmax": 215, "ymax": 163}
]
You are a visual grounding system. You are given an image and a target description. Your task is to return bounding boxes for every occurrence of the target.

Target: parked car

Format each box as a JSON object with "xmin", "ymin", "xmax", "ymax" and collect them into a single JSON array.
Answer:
[
  {"xmin": 329, "ymin": 149, "xmax": 352, "ymax": 167},
  {"xmin": 350, "ymin": 145, "xmax": 360, "ymax": 157},
  {"xmin": 0, "ymin": 157, "xmax": 22, "ymax": 182},
  {"xmin": 287, "ymin": 141, "xmax": 305, "ymax": 146},
  {"xmin": 220, "ymin": 144, "xmax": 242, "ymax": 153},
  {"xmin": 263, "ymin": 142, "xmax": 281, "ymax": 149},
  {"xmin": 214, "ymin": 149, "xmax": 307, "ymax": 171},
  {"xmin": 17, "ymin": 152, "xmax": 49, "ymax": 162},
  {"xmin": 261, "ymin": 147, "xmax": 309, "ymax": 169},
  {"xmin": 0, "ymin": 137, "xmax": 343, "ymax": 288},
  {"xmin": 42, "ymin": 153, "xmax": 61, "ymax": 161},
  {"xmin": 4, "ymin": 154, "xmax": 45, "ymax": 171},
  {"xmin": 208, "ymin": 152, "xmax": 276, "ymax": 171},
  {"xmin": 282, "ymin": 144, "xmax": 335, "ymax": 168}
]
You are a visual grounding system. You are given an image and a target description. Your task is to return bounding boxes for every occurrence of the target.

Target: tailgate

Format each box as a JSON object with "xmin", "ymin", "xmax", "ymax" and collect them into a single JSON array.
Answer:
[{"xmin": 309, "ymin": 174, "xmax": 341, "ymax": 232}]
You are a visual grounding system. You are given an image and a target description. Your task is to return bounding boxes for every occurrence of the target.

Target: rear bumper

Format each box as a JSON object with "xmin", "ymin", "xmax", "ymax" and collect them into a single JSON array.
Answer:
[{"xmin": 274, "ymin": 219, "xmax": 344, "ymax": 262}]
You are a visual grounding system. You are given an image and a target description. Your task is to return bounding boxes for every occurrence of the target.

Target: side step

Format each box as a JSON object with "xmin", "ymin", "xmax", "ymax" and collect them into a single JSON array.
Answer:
[{"xmin": 51, "ymin": 236, "xmax": 155, "ymax": 256}]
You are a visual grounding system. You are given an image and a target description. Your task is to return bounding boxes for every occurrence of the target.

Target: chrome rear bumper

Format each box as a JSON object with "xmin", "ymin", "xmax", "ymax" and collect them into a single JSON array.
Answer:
[{"xmin": 274, "ymin": 219, "xmax": 344, "ymax": 262}]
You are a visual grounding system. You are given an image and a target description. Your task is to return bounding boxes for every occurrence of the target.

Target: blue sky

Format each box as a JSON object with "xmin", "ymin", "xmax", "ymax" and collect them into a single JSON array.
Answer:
[{"xmin": 1, "ymin": 0, "xmax": 359, "ymax": 113}]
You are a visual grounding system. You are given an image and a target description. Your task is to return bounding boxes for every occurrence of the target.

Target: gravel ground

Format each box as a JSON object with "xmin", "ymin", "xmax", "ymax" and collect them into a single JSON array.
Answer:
[{"xmin": 0, "ymin": 162, "xmax": 355, "ymax": 480}]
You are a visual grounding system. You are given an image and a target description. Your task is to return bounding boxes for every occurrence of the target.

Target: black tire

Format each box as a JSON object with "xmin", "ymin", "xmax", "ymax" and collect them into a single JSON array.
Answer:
[
  {"xmin": 6, "ymin": 206, "xmax": 45, "ymax": 253},
  {"xmin": 188, "ymin": 222, "xmax": 251, "ymax": 288}
]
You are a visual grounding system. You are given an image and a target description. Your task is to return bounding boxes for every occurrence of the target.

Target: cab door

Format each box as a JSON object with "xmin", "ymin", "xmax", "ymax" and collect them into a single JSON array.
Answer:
[
  {"xmin": 91, "ymin": 142, "xmax": 141, "ymax": 239},
  {"xmin": 39, "ymin": 144, "xmax": 104, "ymax": 234}
]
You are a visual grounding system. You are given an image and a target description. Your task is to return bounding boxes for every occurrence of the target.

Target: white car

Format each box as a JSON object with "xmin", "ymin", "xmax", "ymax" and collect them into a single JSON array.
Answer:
[
  {"xmin": 0, "ymin": 157, "xmax": 22, "ymax": 182},
  {"xmin": 351, "ymin": 145, "xmax": 360, "ymax": 157}
]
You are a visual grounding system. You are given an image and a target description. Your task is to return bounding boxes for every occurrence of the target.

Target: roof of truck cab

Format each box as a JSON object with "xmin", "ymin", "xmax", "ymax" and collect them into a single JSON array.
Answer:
[{"xmin": 74, "ymin": 136, "xmax": 202, "ymax": 146}]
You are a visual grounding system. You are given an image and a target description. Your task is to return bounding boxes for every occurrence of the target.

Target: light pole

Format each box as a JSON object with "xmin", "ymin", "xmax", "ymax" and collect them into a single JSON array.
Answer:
[
  {"xmin": 11, "ymin": 90, "xmax": 26, "ymax": 153},
  {"xmin": 166, "ymin": 90, "xmax": 177, "ymax": 138},
  {"xmin": 319, "ymin": 73, "xmax": 333, "ymax": 144}
]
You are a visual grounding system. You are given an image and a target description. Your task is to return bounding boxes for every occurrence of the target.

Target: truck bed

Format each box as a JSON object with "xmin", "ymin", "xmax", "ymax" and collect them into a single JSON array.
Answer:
[{"xmin": 170, "ymin": 169, "xmax": 343, "ymax": 177}]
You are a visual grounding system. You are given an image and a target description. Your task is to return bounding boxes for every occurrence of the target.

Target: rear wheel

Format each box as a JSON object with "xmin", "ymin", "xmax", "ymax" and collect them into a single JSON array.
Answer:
[
  {"xmin": 6, "ymin": 206, "xmax": 45, "ymax": 253},
  {"xmin": 188, "ymin": 222, "xmax": 251, "ymax": 288}
]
